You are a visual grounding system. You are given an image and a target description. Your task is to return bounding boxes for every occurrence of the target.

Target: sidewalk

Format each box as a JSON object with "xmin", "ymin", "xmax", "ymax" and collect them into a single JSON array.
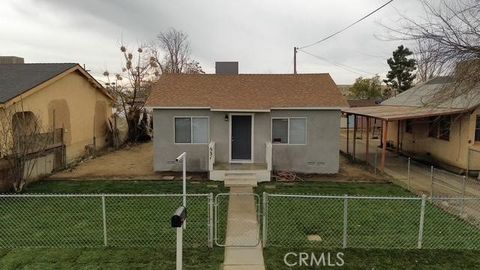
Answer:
[{"xmin": 222, "ymin": 186, "xmax": 265, "ymax": 270}]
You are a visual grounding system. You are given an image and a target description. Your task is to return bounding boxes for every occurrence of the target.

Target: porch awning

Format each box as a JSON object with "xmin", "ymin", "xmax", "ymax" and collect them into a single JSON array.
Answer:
[{"xmin": 342, "ymin": 105, "xmax": 468, "ymax": 121}]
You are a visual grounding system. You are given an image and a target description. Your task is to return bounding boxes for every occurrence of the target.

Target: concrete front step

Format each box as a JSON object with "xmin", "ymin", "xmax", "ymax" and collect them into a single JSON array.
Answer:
[
  {"xmin": 224, "ymin": 173, "xmax": 258, "ymax": 187},
  {"xmin": 224, "ymin": 179, "xmax": 257, "ymax": 187},
  {"xmin": 210, "ymin": 170, "xmax": 271, "ymax": 182}
]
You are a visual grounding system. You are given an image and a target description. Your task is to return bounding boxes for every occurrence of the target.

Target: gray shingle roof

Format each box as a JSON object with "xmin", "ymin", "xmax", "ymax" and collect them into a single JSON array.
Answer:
[
  {"xmin": 0, "ymin": 63, "xmax": 77, "ymax": 103},
  {"xmin": 381, "ymin": 76, "xmax": 480, "ymax": 109}
]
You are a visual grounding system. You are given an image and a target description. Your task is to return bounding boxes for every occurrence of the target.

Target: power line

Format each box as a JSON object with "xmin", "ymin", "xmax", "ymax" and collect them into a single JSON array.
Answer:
[
  {"xmin": 299, "ymin": 49, "xmax": 377, "ymax": 76},
  {"xmin": 298, "ymin": 0, "xmax": 394, "ymax": 49}
]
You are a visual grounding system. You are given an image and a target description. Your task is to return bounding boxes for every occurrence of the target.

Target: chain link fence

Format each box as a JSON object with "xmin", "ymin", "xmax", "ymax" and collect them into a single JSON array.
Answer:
[
  {"xmin": 262, "ymin": 193, "xmax": 480, "ymax": 249},
  {"xmin": 0, "ymin": 193, "xmax": 213, "ymax": 248},
  {"xmin": 340, "ymin": 129, "xmax": 480, "ymax": 199}
]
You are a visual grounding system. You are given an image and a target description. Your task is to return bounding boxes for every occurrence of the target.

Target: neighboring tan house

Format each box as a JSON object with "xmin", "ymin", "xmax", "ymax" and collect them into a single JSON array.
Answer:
[
  {"xmin": 0, "ymin": 56, "xmax": 114, "ymax": 164},
  {"xmin": 146, "ymin": 62, "xmax": 348, "ymax": 182},
  {"xmin": 344, "ymin": 76, "xmax": 480, "ymax": 174}
]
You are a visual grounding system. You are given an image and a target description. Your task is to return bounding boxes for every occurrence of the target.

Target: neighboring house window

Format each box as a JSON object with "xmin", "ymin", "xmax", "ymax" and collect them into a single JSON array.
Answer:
[
  {"xmin": 428, "ymin": 117, "xmax": 437, "ymax": 138},
  {"xmin": 428, "ymin": 116, "xmax": 451, "ymax": 141},
  {"xmin": 405, "ymin": 120, "xmax": 413, "ymax": 134},
  {"xmin": 438, "ymin": 116, "xmax": 451, "ymax": 141},
  {"xmin": 272, "ymin": 118, "xmax": 307, "ymax": 144},
  {"xmin": 174, "ymin": 117, "xmax": 208, "ymax": 144},
  {"xmin": 475, "ymin": 115, "xmax": 480, "ymax": 142}
]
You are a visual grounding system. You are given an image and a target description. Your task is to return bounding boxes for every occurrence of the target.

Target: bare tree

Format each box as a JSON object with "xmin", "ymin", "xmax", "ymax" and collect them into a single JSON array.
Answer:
[
  {"xmin": 104, "ymin": 45, "xmax": 158, "ymax": 143},
  {"xmin": 385, "ymin": 0, "xmax": 480, "ymax": 103},
  {"xmin": 151, "ymin": 28, "xmax": 205, "ymax": 74},
  {"xmin": 414, "ymin": 40, "xmax": 444, "ymax": 83},
  {"xmin": 0, "ymin": 103, "xmax": 50, "ymax": 192}
]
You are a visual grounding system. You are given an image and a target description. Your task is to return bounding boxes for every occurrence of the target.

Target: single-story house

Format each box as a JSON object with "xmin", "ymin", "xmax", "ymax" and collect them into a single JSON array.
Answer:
[
  {"xmin": 146, "ymin": 62, "xmax": 348, "ymax": 182},
  {"xmin": 343, "ymin": 76, "xmax": 480, "ymax": 174},
  {"xmin": 0, "ymin": 56, "xmax": 114, "ymax": 164}
]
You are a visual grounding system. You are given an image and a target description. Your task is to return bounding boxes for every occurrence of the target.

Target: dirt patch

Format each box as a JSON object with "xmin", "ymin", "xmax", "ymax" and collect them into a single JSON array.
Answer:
[
  {"xmin": 295, "ymin": 155, "xmax": 391, "ymax": 183},
  {"xmin": 49, "ymin": 142, "xmax": 156, "ymax": 180},
  {"xmin": 50, "ymin": 142, "xmax": 386, "ymax": 183},
  {"xmin": 49, "ymin": 142, "xmax": 206, "ymax": 181}
]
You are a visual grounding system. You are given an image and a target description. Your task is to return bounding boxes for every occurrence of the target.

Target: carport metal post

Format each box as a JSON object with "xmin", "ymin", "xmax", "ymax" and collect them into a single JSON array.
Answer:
[
  {"xmin": 346, "ymin": 113, "xmax": 350, "ymax": 156},
  {"xmin": 380, "ymin": 120, "xmax": 388, "ymax": 171},
  {"xmin": 366, "ymin": 117, "xmax": 370, "ymax": 164},
  {"xmin": 353, "ymin": 115, "xmax": 357, "ymax": 160}
]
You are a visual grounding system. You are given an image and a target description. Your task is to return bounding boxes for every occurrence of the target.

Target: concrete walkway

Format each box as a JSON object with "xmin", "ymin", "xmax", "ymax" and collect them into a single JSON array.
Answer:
[
  {"xmin": 222, "ymin": 186, "xmax": 265, "ymax": 270},
  {"xmin": 340, "ymin": 132, "xmax": 480, "ymax": 198}
]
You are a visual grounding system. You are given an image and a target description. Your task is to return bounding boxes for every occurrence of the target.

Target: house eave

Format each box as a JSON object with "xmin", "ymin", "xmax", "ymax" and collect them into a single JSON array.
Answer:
[
  {"xmin": 147, "ymin": 106, "xmax": 345, "ymax": 112},
  {"xmin": 271, "ymin": 107, "xmax": 345, "ymax": 110},
  {"xmin": 210, "ymin": 108, "xmax": 271, "ymax": 112},
  {"xmin": 146, "ymin": 106, "xmax": 211, "ymax": 110}
]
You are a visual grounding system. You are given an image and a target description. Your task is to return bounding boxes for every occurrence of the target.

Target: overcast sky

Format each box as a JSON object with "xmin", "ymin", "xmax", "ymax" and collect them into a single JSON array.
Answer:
[{"xmin": 0, "ymin": 0, "xmax": 424, "ymax": 84}]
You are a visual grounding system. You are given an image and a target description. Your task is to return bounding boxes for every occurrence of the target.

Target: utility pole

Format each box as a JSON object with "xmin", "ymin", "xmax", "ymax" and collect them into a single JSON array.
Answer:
[{"xmin": 293, "ymin": 47, "xmax": 298, "ymax": 74}]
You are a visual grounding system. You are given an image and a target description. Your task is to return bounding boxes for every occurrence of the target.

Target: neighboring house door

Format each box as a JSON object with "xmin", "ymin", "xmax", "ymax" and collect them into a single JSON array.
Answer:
[{"xmin": 230, "ymin": 114, "xmax": 253, "ymax": 162}]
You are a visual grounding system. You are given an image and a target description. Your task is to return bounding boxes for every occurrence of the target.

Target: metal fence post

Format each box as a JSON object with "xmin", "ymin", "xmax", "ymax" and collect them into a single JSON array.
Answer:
[
  {"xmin": 262, "ymin": 192, "xmax": 268, "ymax": 247},
  {"xmin": 417, "ymin": 194, "xmax": 426, "ymax": 249},
  {"xmin": 461, "ymin": 176, "xmax": 466, "ymax": 215},
  {"xmin": 101, "ymin": 195, "xmax": 108, "ymax": 247},
  {"xmin": 342, "ymin": 194, "xmax": 349, "ymax": 249},
  {"xmin": 407, "ymin": 157, "xmax": 411, "ymax": 190},
  {"xmin": 430, "ymin": 166, "xmax": 434, "ymax": 197},
  {"xmin": 208, "ymin": 193, "xmax": 214, "ymax": 248}
]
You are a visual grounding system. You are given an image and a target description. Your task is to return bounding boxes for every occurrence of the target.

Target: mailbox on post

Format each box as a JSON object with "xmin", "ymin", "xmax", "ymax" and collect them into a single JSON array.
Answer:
[
  {"xmin": 171, "ymin": 206, "xmax": 187, "ymax": 228},
  {"xmin": 172, "ymin": 206, "xmax": 187, "ymax": 270}
]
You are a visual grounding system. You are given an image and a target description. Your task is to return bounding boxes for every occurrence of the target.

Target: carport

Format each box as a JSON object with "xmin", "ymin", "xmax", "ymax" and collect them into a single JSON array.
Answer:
[{"xmin": 342, "ymin": 105, "xmax": 467, "ymax": 171}]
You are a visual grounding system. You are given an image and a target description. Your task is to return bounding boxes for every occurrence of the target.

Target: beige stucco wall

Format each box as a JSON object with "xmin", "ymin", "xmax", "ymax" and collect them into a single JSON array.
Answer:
[
  {"xmin": 386, "ymin": 108, "xmax": 479, "ymax": 171},
  {"xmin": 4, "ymin": 71, "xmax": 113, "ymax": 163},
  {"xmin": 468, "ymin": 107, "xmax": 480, "ymax": 170}
]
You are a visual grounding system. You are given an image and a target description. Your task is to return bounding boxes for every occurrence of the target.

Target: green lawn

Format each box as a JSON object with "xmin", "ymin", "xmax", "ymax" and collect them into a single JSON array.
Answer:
[
  {"xmin": 0, "ymin": 180, "xmax": 226, "ymax": 269},
  {"xmin": 1, "ymin": 181, "xmax": 227, "ymax": 248},
  {"xmin": 257, "ymin": 182, "xmax": 480, "ymax": 249},
  {"xmin": 264, "ymin": 248, "xmax": 480, "ymax": 269},
  {"xmin": 22, "ymin": 179, "xmax": 228, "ymax": 194},
  {"xmin": 0, "ymin": 247, "xmax": 224, "ymax": 270},
  {"xmin": 1, "ymin": 180, "xmax": 480, "ymax": 269}
]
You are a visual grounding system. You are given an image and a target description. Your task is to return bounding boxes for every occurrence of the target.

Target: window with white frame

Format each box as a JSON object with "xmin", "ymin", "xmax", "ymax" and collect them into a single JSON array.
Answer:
[
  {"xmin": 272, "ymin": 117, "xmax": 307, "ymax": 144},
  {"xmin": 174, "ymin": 117, "xmax": 209, "ymax": 144}
]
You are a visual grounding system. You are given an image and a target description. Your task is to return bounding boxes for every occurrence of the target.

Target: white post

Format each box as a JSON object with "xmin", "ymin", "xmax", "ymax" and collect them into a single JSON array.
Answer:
[
  {"xmin": 461, "ymin": 176, "xmax": 466, "ymax": 215},
  {"xmin": 176, "ymin": 152, "xmax": 187, "ymax": 228},
  {"xmin": 208, "ymin": 193, "xmax": 214, "ymax": 248},
  {"xmin": 430, "ymin": 166, "xmax": 434, "ymax": 197},
  {"xmin": 102, "ymin": 195, "xmax": 107, "ymax": 247},
  {"xmin": 407, "ymin": 157, "xmax": 411, "ymax": 190},
  {"xmin": 417, "ymin": 194, "xmax": 426, "ymax": 249},
  {"xmin": 342, "ymin": 194, "xmax": 348, "ymax": 248},
  {"xmin": 176, "ymin": 227, "xmax": 183, "ymax": 270},
  {"xmin": 262, "ymin": 192, "xmax": 268, "ymax": 247}
]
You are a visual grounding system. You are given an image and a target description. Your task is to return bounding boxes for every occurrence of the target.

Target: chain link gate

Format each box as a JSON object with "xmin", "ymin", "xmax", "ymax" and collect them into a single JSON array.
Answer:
[{"xmin": 214, "ymin": 193, "xmax": 261, "ymax": 247}]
